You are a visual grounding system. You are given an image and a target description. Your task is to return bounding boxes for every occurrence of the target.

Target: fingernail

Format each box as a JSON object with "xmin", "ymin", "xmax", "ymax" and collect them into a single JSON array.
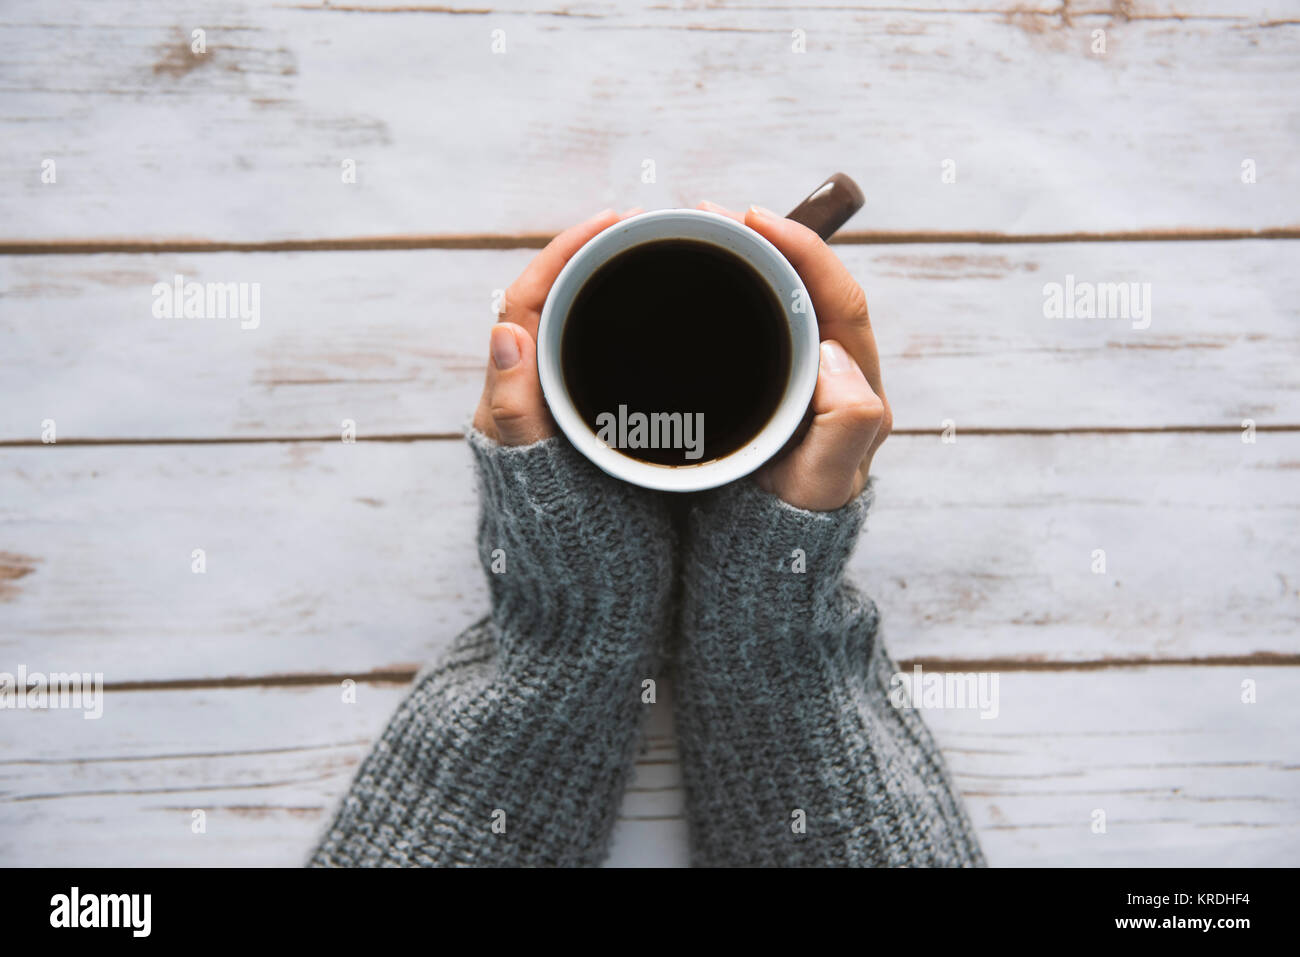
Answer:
[
  {"xmin": 821, "ymin": 340, "xmax": 852, "ymax": 374},
  {"xmin": 490, "ymin": 325, "xmax": 521, "ymax": 370},
  {"xmin": 621, "ymin": 206, "xmax": 644, "ymax": 217},
  {"xmin": 591, "ymin": 207, "xmax": 616, "ymax": 220},
  {"xmin": 698, "ymin": 200, "xmax": 726, "ymax": 212},
  {"xmin": 748, "ymin": 205, "xmax": 780, "ymax": 220}
]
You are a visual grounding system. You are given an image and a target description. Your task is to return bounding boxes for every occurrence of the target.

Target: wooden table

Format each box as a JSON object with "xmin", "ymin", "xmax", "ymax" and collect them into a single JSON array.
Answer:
[{"xmin": 2, "ymin": 0, "xmax": 1297, "ymax": 866}]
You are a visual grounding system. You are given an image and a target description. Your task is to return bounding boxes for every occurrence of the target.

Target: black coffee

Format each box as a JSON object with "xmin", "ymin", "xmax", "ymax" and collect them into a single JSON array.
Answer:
[{"xmin": 561, "ymin": 239, "xmax": 791, "ymax": 466}]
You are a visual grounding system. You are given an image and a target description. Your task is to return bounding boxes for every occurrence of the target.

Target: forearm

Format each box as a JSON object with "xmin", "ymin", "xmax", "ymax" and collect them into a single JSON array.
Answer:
[
  {"xmin": 309, "ymin": 618, "xmax": 651, "ymax": 866},
  {"xmin": 310, "ymin": 429, "xmax": 672, "ymax": 867},
  {"xmin": 672, "ymin": 478, "xmax": 984, "ymax": 867}
]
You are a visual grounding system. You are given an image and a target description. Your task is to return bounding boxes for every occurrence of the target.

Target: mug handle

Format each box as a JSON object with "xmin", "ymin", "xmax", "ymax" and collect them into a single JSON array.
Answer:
[{"xmin": 784, "ymin": 172, "xmax": 865, "ymax": 240}]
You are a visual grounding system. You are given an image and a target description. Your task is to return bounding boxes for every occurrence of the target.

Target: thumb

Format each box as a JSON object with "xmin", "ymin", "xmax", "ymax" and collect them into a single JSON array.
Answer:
[
  {"xmin": 762, "ymin": 339, "xmax": 884, "ymax": 511},
  {"xmin": 485, "ymin": 323, "xmax": 553, "ymax": 446}
]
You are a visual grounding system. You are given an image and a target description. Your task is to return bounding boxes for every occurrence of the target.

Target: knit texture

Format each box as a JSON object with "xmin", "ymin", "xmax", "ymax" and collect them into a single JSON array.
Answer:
[
  {"xmin": 308, "ymin": 428, "xmax": 673, "ymax": 866},
  {"xmin": 310, "ymin": 427, "xmax": 985, "ymax": 867},
  {"xmin": 671, "ymin": 477, "xmax": 986, "ymax": 867}
]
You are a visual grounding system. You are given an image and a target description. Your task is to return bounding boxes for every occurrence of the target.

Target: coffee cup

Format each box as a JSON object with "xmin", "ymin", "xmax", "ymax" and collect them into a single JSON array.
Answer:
[{"xmin": 536, "ymin": 174, "xmax": 864, "ymax": 492}]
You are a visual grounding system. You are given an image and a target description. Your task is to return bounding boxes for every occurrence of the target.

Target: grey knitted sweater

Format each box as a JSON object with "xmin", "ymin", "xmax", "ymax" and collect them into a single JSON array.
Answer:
[{"xmin": 309, "ymin": 429, "xmax": 984, "ymax": 867}]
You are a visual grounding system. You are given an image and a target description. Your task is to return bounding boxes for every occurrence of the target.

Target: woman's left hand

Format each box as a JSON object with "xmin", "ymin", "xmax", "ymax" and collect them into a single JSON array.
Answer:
[{"xmin": 472, "ymin": 207, "xmax": 642, "ymax": 446}]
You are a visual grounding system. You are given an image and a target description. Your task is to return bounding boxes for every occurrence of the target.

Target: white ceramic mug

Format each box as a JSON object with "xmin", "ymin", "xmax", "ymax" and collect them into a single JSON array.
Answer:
[{"xmin": 536, "ymin": 175, "xmax": 865, "ymax": 492}]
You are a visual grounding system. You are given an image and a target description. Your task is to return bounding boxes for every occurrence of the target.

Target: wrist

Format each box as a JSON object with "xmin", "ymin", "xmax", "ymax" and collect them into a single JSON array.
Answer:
[
  {"xmin": 680, "ymin": 476, "xmax": 875, "ymax": 658},
  {"xmin": 467, "ymin": 427, "xmax": 675, "ymax": 654}
]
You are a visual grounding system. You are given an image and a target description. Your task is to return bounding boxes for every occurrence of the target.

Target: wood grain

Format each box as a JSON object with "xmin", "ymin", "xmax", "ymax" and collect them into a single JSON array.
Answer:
[
  {"xmin": 3, "ymin": 241, "xmax": 1297, "ymax": 442},
  {"xmin": 2, "ymin": 667, "xmax": 1295, "ymax": 867},
  {"xmin": 3, "ymin": 0, "xmax": 1297, "ymax": 870},
  {"xmin": 1, "ymin": 432, "xmax": 1295, "ymax": 683},
  {"xmin": 2, "ymin": 0, "xmax": 1297, "ymax": 241}
]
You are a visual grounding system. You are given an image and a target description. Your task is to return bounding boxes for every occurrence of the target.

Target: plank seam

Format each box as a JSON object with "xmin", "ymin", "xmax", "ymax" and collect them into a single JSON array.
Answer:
[
  {"xmin": 3, "ymin": 424, "xmax": 1297, "ymax": 448},
  {"xmin": 2, "ymin": 228, "xmax": 1298, "ymax": 255},
  {"xmin": 93, "ymin": 654, "xmax": 1300, "ymax": 693}
]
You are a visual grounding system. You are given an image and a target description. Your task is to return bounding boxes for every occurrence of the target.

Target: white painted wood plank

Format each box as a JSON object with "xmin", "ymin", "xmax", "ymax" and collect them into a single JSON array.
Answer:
[
  {"xmin": 3, "ymin": 241, "xmax": 1297, "ymax": 441},
  {"xmin": 924, "ymin": 666, "xmax": 1300, "ymax": 866},
  {"xmin": 3, "ymin": 0, "xmax": 1297, "ymax": 240},
  {"xmin": 1, "ymin": 667, "xmax": 1295, "ymax": 866},
  {"xmin": 1, "ymin": 432, "xmax": 1295, "ymax": 683}
]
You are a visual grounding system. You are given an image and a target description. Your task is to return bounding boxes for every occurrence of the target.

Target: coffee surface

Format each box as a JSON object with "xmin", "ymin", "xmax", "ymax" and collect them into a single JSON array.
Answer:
[{"xmin": 561, "ymin": 239, "xmax": 791, "ymax": 466}]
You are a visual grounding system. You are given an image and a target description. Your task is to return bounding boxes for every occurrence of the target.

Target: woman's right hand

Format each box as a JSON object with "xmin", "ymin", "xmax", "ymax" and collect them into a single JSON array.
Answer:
[{"xmin": 698, "ymin": 201, "xmax": 892, "ymax": 512}]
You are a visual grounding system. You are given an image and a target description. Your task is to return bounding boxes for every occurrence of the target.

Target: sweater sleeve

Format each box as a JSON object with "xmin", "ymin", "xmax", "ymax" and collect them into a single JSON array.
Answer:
[
  {"xmin": 309, "ymin": 427, "xmax": 674, "ymax": 867},
  {"xmin": 671, "ymin": 477, "xmax": 985, "ymax": 867}
]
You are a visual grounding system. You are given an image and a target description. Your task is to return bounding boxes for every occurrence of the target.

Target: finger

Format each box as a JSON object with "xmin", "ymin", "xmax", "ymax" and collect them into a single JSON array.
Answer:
[
  {"xmin": 501, "ymin": 208, "xmax": 622, "ymax": 336},
  {"xmin": 743, "ymin": 205, "xmax": 883, "ymax": 400},
  {"xmin": 485, "ymin": 322, "xmax": 553, "ymax": 446},
  {"xmin": 696, "ymin": 200, "xmax": 746, "ymax": 224},
  {"xmin": 774, "ymin": 340, "xmax": 885, "ymax": 510}
]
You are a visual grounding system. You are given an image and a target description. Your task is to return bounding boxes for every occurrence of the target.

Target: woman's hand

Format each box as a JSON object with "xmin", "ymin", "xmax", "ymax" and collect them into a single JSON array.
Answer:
[
  {"xmin": 698, "ymin": 201, "xmax": 892, "ymax": 511},
  {"xmin": 472, "ymin": 207, "xmax": 641, "ymax": 446}
]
